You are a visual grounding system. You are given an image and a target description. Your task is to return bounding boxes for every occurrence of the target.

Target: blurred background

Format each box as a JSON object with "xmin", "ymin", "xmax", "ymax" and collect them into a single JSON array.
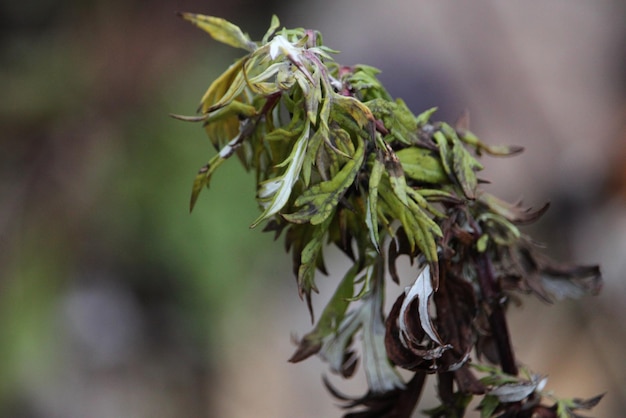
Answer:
[{"xmin": 1, "ymin": 0, "xmax": 625, "ymax": 416}]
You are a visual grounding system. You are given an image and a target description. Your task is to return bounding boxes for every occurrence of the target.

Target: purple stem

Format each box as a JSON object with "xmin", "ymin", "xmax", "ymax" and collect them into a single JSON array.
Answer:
[{"xmin": 475, "ymin": 253, "xmax": 518, "ymax": 375}]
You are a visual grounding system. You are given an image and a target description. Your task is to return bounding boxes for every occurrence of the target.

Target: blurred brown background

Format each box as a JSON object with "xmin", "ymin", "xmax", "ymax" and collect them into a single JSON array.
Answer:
[{"xmin": 1, "ymin": 0, "xmax": 624, "ymax": 417}]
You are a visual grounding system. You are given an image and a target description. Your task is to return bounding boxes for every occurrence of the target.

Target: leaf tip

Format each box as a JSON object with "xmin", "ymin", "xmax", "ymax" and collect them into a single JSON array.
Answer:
[
  {"xmin": 177, "ymin": 11, "xmax": 194, "ymax": 22},
  {"xmin": 288, "ymin": 338, "xmax": 322, "ymax": 363},
  {"xmin": 189, "ymin": 190, "xmax": 201, "ymax": 213}
]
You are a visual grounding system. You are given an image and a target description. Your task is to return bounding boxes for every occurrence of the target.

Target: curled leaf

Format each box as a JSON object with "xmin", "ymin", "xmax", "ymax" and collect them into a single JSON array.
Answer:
[
  {"xmin": 323, "ymin": 372, "xmax": 426, "ymax": 418},
  {"xmin": 399, "ymin": 265, "xmax": 442, "ymax": 346},
  {"xmin": 488, "ymin": 374, "xmax": 546, "ymax": 403},
  {"xmin": 502, "ymin": 240, "xmax": 602, "ymax": 303},
  {"xmin": 478, "ymin": 192, "xmax": 550, "ymax": 225}
]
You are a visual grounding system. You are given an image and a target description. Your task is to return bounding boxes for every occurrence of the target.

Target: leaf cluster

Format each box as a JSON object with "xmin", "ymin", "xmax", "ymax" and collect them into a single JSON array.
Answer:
[{"xmin": 175, "ymin": 14, "xmax": 603, "ymax": 417}]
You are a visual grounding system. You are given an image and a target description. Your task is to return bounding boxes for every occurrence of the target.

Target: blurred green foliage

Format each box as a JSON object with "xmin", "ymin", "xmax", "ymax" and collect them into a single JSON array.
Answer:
[{"xmin": 0, "ymin": 2, "xmax": 281, "ymax": 414}]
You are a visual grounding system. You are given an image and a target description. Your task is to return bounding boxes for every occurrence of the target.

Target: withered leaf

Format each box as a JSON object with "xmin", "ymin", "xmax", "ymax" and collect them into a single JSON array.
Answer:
[
  {"xmin": 478, "ymin": 192, "xmax": 550, "ymax": 225},
  {"xmin": 385, "ymin": 292, "xmax": 450, "ymax": 372},
  {"xmin": 488, "ymin": 374, "xmax": 546, "ymax": 403},
  {"xmin": 503, "ymin": 241, "xmax": 602, "ymax": 303},
  {"xmin": 324, "ymin": 372, "xmax": 427, "ymax": 418},
  {"xmin": 400, "ymin": 265, "xmax": 442, "ymax": 346}
]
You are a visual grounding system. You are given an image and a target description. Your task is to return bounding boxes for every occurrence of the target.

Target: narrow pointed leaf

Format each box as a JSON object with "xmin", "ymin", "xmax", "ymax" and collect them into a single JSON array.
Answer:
[
  {"xmin": 199, "ymin": 57, "xmax": 247, "ymax": 113},
  {"xmin": 289, "ymin": 263, "xmax": 358, "ymax": 363},
  {"xmin": 284, "ymin": 136, "xmax": 364, "ymax": 225},
  {"xmin": 384, "ymin": 146, "xmax": 409, "ymax": 206},
  {"xmin": 432, "ymin": 130, "xmax": 453, "ymax": 180},
  {"xmin": 366, "ymin": 156, "xmax": 384, "ymax": 250},
  {"xmin": 459, "ymin": 129, "xmax": 524, "ymax": 156},
  {"xmin": 415, "ymin": 106, "xmax": 438, "ymax": 126},
  {"xmin": 253, "ymin": 123, "xmax": 310, "ymax": 226},
  {"xmin": 179, "ymin": 13, "xmax": 256, "ymax": 51},
  {"xmin": 297, "ymin": 216, "xmax": 333, "ymax": 320},
  {"xmin": 189, "ymin": 132, "xmax": 244, "ymax": 211},
  {"xmin": 189, "ymin": 165, "xmax": 209, "ymax": 212},
  {"xmin": 262, "ymin": 15, "xmax": 280, "ymax": 44}
]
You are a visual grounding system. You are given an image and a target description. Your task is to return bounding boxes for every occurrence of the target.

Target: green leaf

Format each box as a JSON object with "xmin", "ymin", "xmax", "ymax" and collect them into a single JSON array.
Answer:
[
  {"xmin": 198, "ymin": 57, "xmax": 246, "ymax": 112},
  {"xmin": 400, "ymin": 188, "xmax": 441, "ymax": 258},
  {"xmin": 262, "ymin": 15, "xmax": 280, "ymax": 44},
  {"xmin": 408, "ymin": 205, "xmax": 441, "ymax": 263},
  {"xmin": 344, "ymin": 65, "xmax": 391, "ymax": 101},
  {"xmin": 451, "ymin": 138, "xmax": 482, "ymax": 199},
  {"xmin": 329, "ymin": 125, "xmax": 354, "ymax": 160},
  {"xmin": 190, "ymin": 57, "xmax": 250, "ymax": 151},
  {"xmin": 436, "ymin": 123, "xmax": 483, "ymax": 199},
  {"xmin": 396, "ymin": 147, "xmax": 449, "ymax": 184},
  {"xmin": 333, "ymin": 94, "xmax": 374, "ymax": 129},
  {"xmin": 377, "ymin": 180, "xmax": 440, "ymax": 263},
  {"xmin": 201, "ymin": 101, "xmax": 258, "ymax": 156},
  {"xmin": 179, "ymin": 13, "xmax": 256, "ymax": 51},
  {"xmin": 346, "ymin": 250, "xmax": 380, "ymax": 301},
  {"xmin": 415, "ymin": 106, "xmax": 438, "ymax": 126},
  {"xmin": 252, "ymin": 123, "xmax": 310, "ymax": 226},
  {"xmin": 318, "ymin": 83, "xmax": 333, "ymax": 129},
  {"xmin": 556, "ymin": 400, "xmax": 569, "ymax": 418},
  {"xmin": 383, "ymin": 146, "xmax": 409, "ymax": 206},
  {"xmin": 478, "ymin": 395, "xmax": 499, "ymax": 418},
  {"xmin": 292, "ymin": 70, "xmax": 320, "ymax": 125},
  {"xmin": 367, "ymin": 98, "xmax": 418, "ymax": 144},
  {"xmin": 319, "ymin": 258, "xmax": 405, "ymax": 393},
  {"xmin": 245, "ymin": 61, "xmax": 291, "ymax": 95},
  {"xmin": 301, "ymin": 125, "xmax": 326, "ymax": 186},
  {"xmin": 476, "ymin": 234, "xmax": 489, "ymax": 252},
  {"xmin": 301, "ymin": 86, "xmax": 333, "ymax": 185},
  {"xmin": 289, "ymin": 262, "xmax": 358, "ymax": 363},
  {"xmin": 203, "ymin": 65, "xmax": 248, "ymax": 115},
  {"xmin": 189, "ymin": 164, "xmax": 210, "ymax": 212},
  {"xmin": 297, "ymin": 216, "xmax": 333, "ymax": 319},
  {"xmin": 432, "ymin": 130, "xmax": 453, "ymax": 180},
  {"xmin": 405, "ymin": 187, "xmax": 447, "ymax": 219},
  {"xmin": 459, "ymin": 129, "xmax": 524, "ymax": 156},
  {"xmin": 366, "ymin": 156, "xmax": 384, "ymax": 250},
  {"xmin": 189, "ymin": 125, "xmax": 252, "ymax": 211},
  {"xmin": 284, "ymin": 136, "xmax": 365, "ymax": 225}
]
